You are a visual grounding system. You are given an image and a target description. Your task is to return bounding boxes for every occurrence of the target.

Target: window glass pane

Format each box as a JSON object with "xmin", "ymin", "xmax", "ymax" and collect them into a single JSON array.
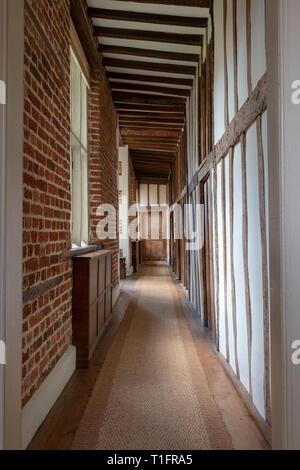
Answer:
[
  {"xmin": 81, "ymin": 148, "xmax": 89, "ymax": 244},
  {"xmin": 72, "ymin": 137, "xmax": 82, "ymax": 246},
  {"xmin": 81, "ymin": 77, "xmax": 88, "ymax": 151},
  {"xmin": 71, "ymin": 53, "xmax": 81, "ymax": 141}
]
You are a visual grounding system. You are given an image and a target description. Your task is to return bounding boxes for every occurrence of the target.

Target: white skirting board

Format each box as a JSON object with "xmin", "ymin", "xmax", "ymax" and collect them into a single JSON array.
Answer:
[
  {"xmin": 112, "ymin": 283, "xmax": 120, "ymax": 307},
  {"xmin": 21, "ymin": 345, "xmax": 76, "ymax": 449}
]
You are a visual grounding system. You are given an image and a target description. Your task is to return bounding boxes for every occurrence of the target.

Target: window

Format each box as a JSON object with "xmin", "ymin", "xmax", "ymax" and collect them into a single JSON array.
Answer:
[{"xmin": 70, "ymin": 48, "xmax": 89, "ymax": 248}]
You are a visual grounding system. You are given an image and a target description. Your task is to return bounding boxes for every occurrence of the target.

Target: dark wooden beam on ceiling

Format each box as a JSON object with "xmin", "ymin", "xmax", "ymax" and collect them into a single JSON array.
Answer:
[
  {"xmin": 103, "ymin": 58, "xmax": 196, "ymax": 75},
  {"xmin": 119, "ymin": 124, "xmax": 183, "ymax": 130},
  {"xmin": 134, "ymin": 161, "xmax": 170, "ymax": 167},
  {"xmin": 128, "ymin": 145, "xmax": 177, "ymax": 153},
  {"xmin": 125, "ymin": 141, "xmax": 179, "ymax": 146},
  {"xmin": 131, "ymin": 149, "xmax": 176, "ymax": 156},
  {"xmin": 101, "ymin": 45, "xmax": 199, "ymax": 63},
  {"xmin": 131, "ymin": 158, "xmax": 176, "ymax": 165},
  {"xmin": 116, "ymin": 0, "xmax": 211, "ymax": 6},
  {"xmin": 124, "ymin": 138, "xmax": 179, "ymax": 143},
  {"xmin": 130, "ymin": 150, "xmax": 176, "ymax": 157},
  {"xmin": 136, "ymin": 173, "xmax": 169, "ymax": 185},
  {"xmin": 88, "ymin": 7, "xmax": 208, "ymax": 28},
  {"xmin": 116, "ymin": 104, "xmax": 185, "ymax": 113},
  {"xmin": 128, "ymin": 141, "xmax": 178, "ymax": 147},
  {"xmin": 119, "ymin": 112, "xmax": 185, "ymax": 120},
  {"xmin": 113, "ymin": 92, "xmax": 186, "ymax": 106},
  {"xmin": 135, "ymin": 171, "xmax": 171, "ymax": 179},
  {"xmin": 111, "ymin": 83, "xmax": 190, "ymax": 97},
  {"xmin": 108, "ymin": 72, "xmax": 193, "ymax": 87},
  {"xmin": 124, "ymin": 133, "xmax": 179, "ymax": 137},
  {"xmin": 94, "ymin": 27, "xmax": 203, "ymax": 46},
  {"xmin": 119, "ymin": 114, "xmax": 185, "ymax": 121},
  {"xmin": 119, "ymin": 119, "xmax": 185, "ymax": 125},
  {"xmin": 121, "ymin": 129, "xmax": 181, "ymax": 137},
  {"xmin": 138, "ymin": 177, "xmax": 170, "ymax": 184},
  {"xmin": 70, "ymin": 0, "xmax": 101, "ymax": 70},
  {"xmin": 131, "ymin": 144, "xmax": 177, "ymax": 151}
]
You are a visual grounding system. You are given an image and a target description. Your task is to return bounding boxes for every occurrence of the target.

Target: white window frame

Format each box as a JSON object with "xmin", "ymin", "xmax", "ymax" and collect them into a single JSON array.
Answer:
[{"xmin": 70, "ymin": 47, "xmax": 90, "ymax": 249}]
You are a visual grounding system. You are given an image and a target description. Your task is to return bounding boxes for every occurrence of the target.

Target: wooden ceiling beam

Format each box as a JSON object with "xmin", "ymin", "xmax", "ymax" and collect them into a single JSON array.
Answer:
[
  {"xmin": 120, "ymin": 125, "xmax": 183, "ymax": 130},
  {"xmin": 103, "ymin": 57, "xmax": 196, "ymax": 75},
  {"xmin": 125, "ymin": 136, "xmax": 179, "ymax": 140},
  {"xmin": 136, "ymin": 174, "xmax": 170, "ymax": 181},
  {"xmin": 130, "ymin": 154, "xmax": 176, "ymax": 160},
  {"xmin": 70, "ymin": 0, "xmax": 101, "ymax": 70},
  {"xmin": 130, "ymin": 148, "xmax": 176, "ymax": 156},
  {"xmin": 128, "ymin": 143, "xmax": 178, "ymax": 148},
  {"xmin": 101, "ymin": 45, "xmax": 199, "ymax": 63},
  {"xmin": 89, "ymin": 8, "xmax": 208, "ymax": 28},
  {"xmin": 134, "ymin": 161, "xmax": 170, "ymax": 167},
  {"xmin": 126, "ymin": 140, "xmax": 179, "ymax": 145},
  {"xmin": 119, "ymin": 112, "xmax": 185, "ymax": 119},
  {"xmin": 138, "ymin": 178, "xmax": 169, "ymax": 184},
  {"xmin": 95, "ymin": 27, "xmax": 203, "ymax": 47},
  {"xmin": 108, "ymin": 72, "xmax": 193, "ymax": 87},
  {"xmin": 125, "ymin": 137, "xmax": 180, "ymax": 141},
  {"xmin": 116, "ymin": 103, "xmax": 186, "ymax": 113},
  {"xmin": 116, "ymin": 0, "xmax": 211, "ymax": 6},
  {"xmin": 111, "ymin": 82, "xmax": 189, "ymax": 97},
  {"xmin": 129, "ymin": 146, "xmax": 177, "ymax": 153},
  {"xmin": 119, "ymin": 116, "xmax": 185, "ymax": 122},
  {"xmin": 113, "ymin": 92, "xmax": 186, "ymax": 106},
  {"xmin": 121, "ymin": 128, "xmax": 181, "ymax": 137}
]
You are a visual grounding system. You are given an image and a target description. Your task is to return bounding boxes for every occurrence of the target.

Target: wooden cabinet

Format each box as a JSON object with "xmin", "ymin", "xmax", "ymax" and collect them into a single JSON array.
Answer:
[{"xmin": 72, "ymin": 250, "xmax": 113, "ymax": 368}]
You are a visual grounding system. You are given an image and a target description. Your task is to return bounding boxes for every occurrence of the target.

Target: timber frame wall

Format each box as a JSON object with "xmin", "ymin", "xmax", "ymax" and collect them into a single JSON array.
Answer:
[{"xmin": 170, "ymin": 0, "xmax": 270, "ymax": 440}]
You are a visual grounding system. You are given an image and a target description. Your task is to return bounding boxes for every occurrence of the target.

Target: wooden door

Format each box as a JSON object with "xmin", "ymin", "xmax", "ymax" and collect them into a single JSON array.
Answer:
[{"xmin": 141, "ymin": 210, "xmax": 167, "ymax": 262}]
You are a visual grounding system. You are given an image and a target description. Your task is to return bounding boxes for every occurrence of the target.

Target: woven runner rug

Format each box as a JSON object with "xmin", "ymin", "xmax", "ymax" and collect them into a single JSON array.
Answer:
[{"xmin": 72, "ymin": 264, "xmax": 233, "ymax": 450}]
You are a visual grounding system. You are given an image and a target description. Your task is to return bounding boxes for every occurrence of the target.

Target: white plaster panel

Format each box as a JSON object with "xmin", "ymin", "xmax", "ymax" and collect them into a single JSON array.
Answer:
[
  {"xmin": 225, "ymin": 154, "xmax": 236, "ymax": 373},
  {"xmin": 251, "ymin": 0, "xmax": 266, "ymax": 90},
  {"xmin": 214, "ymin": 0, "xmax": 225, "ymax": 143},
  {"xmin": 246, "ymin": 122, "xmax": 265, "ymax": 419},
  {"xmin": 140, "ymin": 184, "xmax": 148, "ymax": 206},
  {"xmin": 233, "ymin": 142, "xmax": 250, "ymax": 392},
  {"xmin": 217, "ymin": 161, "xmax": 227, "ymax": 357},
  {"xmin": 236, "ymin": 0, "xmax": 248, "ymax": 109},
  {"xmin": 149, "ymin": 184, "xmax": 157, "ymax": 206},
  {"xmin": 226, "ymin": 0, "xmax": 235, "ymax": 123}
]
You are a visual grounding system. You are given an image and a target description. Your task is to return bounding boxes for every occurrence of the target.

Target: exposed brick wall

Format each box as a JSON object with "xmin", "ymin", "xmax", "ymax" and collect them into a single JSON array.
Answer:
[
  {"xmin": 22, "ymin": 0, "xmax": 72, "ymax": 408},
  {"xmin": 88, "ymin": 67, "xmax": 119, "ymax": 288},
  {"xmin": 22, "ymin": 0, "xmax": 120, "ymax": 410}
]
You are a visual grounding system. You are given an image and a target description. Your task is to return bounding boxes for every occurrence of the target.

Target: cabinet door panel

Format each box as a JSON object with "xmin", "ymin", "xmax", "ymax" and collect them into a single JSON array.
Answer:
[
  {"xmin": 105, "ymin": 288, "xmax": 112, "ymax": 321},
  {"xmin": 97, "ymin": 294, "xmax": 105, "ymax": 333},
  {"xmin": 89, "ymin": 302, "xmax": 97, "ymax": 351},
  {"xmin": 98, "ymin": 257, "xmax": 106, "ymax": 295},
  {"xmin": 106, "ymin": 254, "xmax": 112, "ymax": 287},
  {"xmin": 89, "ymin": 258, "xmax": 98, "ymax": 304}
]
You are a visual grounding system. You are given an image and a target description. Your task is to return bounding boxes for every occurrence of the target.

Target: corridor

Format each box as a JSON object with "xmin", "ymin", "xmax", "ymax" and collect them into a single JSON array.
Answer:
[
  {"xmin": 3, "ymin": 0, "xmax": 300, "ymax": 452},
  {"xmin": 29, "ymin": 264, "xmax": 268, "ymax": 450}
]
